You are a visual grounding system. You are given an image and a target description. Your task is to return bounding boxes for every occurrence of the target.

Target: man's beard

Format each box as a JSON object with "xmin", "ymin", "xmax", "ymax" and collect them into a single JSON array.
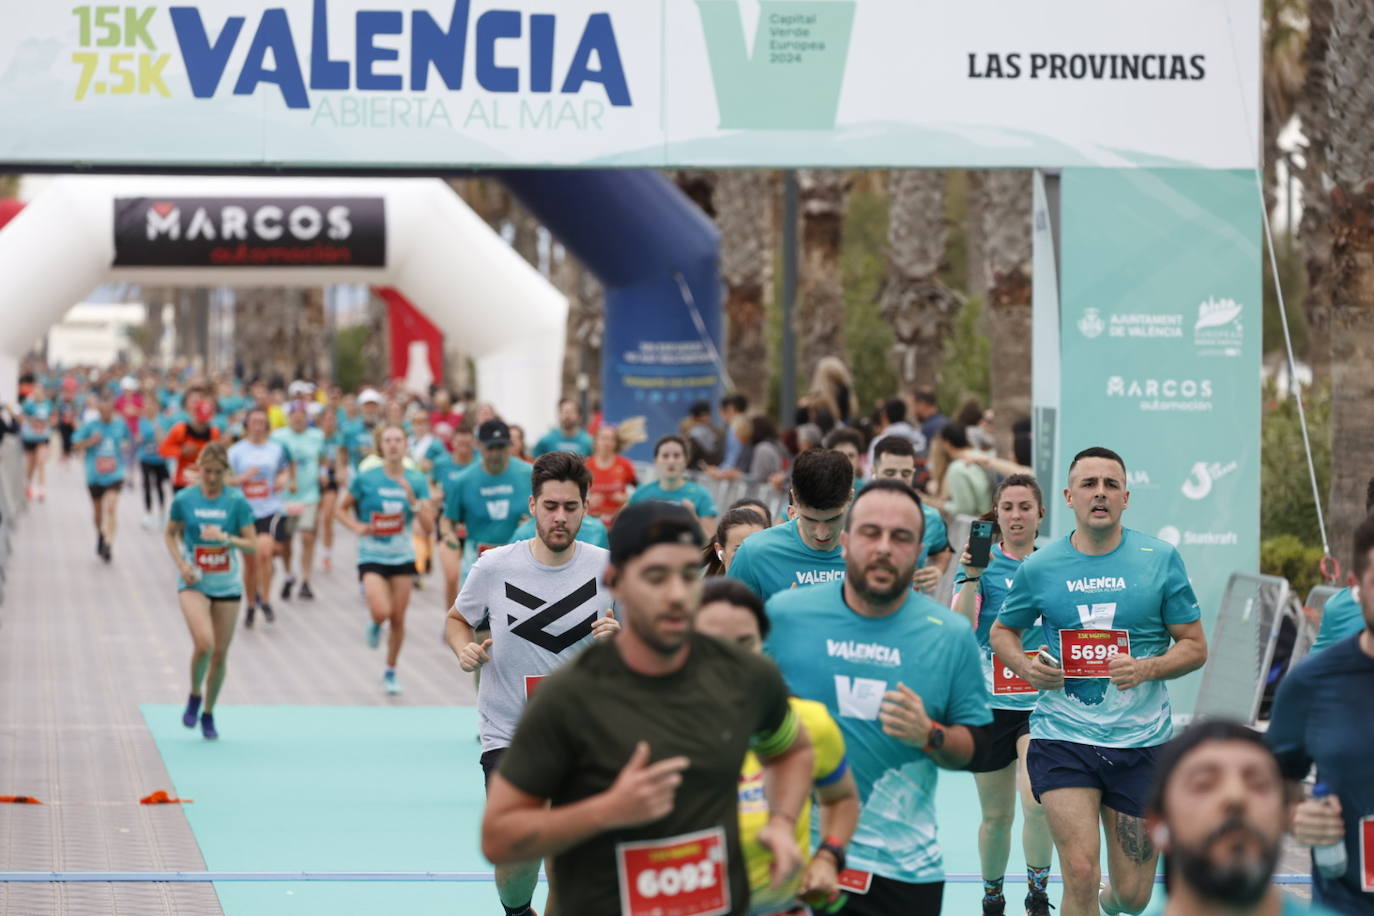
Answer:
[
  {"xmin": 537, "ymin": 522, "xmax": 576, "ymax": 554},
  {"xmin": 1170, "ymin": 815, "xmax": 1279, "ymax": 907},
  {"xmin": 848, "ymin": 558, "xmax": 916, "ymax": 605}
]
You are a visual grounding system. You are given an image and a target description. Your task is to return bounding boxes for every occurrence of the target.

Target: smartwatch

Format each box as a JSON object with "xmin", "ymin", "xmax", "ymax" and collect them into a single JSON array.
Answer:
[
  {"xmin": 923, "ymin": 723, "xmax": 946, "ymax": 752},
  {"xmin": 816, "ymin": 839, "xmax": 847, "ymax": 874}
]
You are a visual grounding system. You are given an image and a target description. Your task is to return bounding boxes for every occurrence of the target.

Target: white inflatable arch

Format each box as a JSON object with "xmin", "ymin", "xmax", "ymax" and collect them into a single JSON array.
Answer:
[{"xmin": 0, "ymin": 176, "xmax": 567, "ymax": 433}]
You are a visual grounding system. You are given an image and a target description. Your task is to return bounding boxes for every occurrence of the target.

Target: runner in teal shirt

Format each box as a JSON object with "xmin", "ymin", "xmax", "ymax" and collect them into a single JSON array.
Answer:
[
  {"xmin": 442, "ymin": 420, "xmax": 533, "ymax": 553},
  {"xmin": 532, "ymin": 399, "xmax": 594, "ymax": 456},
  {"xmin": 626, "ymin": 434, "xmax": 720, "ymax": 537},
  {"xmin": 348, "ymin": 465, "xmax": 432, "ymax": 567},
  {"xmin": 1310, "ymin": 587, "xmax": 1364, "ymax": 654},
  {"xmin": 272, "ymin": 403, "xmax": 329, "ymax": 599},
  {"xmin": 74, "ymin": 395, "xmax": 131, "ymax": 563}
]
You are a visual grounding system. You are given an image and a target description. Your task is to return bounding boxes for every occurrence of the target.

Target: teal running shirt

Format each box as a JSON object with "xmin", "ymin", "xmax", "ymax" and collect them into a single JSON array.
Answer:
[
  {"xmin": 729, "ymin": 518, "xmax": 845, "ymax": 600},
  {"xmin": 956, "ymin": 543, "xmax": 1044, "ymax": 712},
  {"xmin": 442, "ymin": 459, "xmax": 534, "ymax": 549},
  {"xmin": 271, "ymin": 426, "xmax": 326, "ymax": 506},
  {"xmin": 626, "ymin": 479, "xmax": 718, "ymax": 519},
  {"xmin": 349, "ymin": 466, "xmax": 431, "ymax": 565},
  {"xmin": 75, "ymin": 418, "xmax": 129, "ymax": 486},
  {"xmin": 170, "ymin": 485, "xmax": 255, "ymax": 598},
  {"xmin": 1310, "ymin": 587, "xmax": 1364, "ymax": 654}
]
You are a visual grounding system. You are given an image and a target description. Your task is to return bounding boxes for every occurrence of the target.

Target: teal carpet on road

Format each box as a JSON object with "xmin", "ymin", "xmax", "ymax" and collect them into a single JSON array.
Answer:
[{"xmin": 143, "ymin": 704, "xmax": 1066, "ymax": 914}]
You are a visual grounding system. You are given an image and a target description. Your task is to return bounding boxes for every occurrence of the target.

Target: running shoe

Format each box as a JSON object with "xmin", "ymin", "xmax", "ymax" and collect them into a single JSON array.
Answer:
[
  {"xmin": 299, "ymin": 581, "xmax": 315, "ymax": 600},
  {"xmin": 1025, "ymin": 891, "xmax": 1054, "ymax": 916},
  {"xmin": 280, "ymin": 576, "xmax": 296, "ymax": 600},
  {"xmin": 983, "ymin": 895, "xmax": 1007, "ymax": 916},
  {"xmin": 383, "ymin": 670, "xmax": 402, "ymax": 695},
  {"xmin": 259, "ymin": 602, "xmax": 275, "ymax": 623},
  {"xmin": 96, "ymin": 533, "xmax": 106, "ymax": 557},
  {"xmin": 367, "ymin": 622, "xmax": 382, "ymax": 648},
  {"xmin": 200, "ymin": 713, "xmax": 218, "ymax": 740},
  {"xmin": 36, "ymin": 486, "xmax": 44, "ymax": 502},
  {"xmin": 244, "ymin": 603, "xmax": 256, "ymax": 629},
  {"xmin": 99, "ymin": 541, "xmax": 111, "ymax": 563},
  {"xmin": 141, "ymin": 514, "xmax": 157, "ymax": 530},
  {"xmin": 181, "ymin": 694, "xmax": 202, "ymax": 728}
]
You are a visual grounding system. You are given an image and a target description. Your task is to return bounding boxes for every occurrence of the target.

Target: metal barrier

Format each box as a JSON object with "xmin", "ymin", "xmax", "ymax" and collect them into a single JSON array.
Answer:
[
  {"xmin": 1193, "ymin": 572, "xmax": 1295, "ymax": 725},
  {"xmin": 0, "ymin": 437, "xmax": 23, "ymax": 605},
  {"xmin": 1294, "ymin": 584, "xmax": 1340, "ymax": 664}
]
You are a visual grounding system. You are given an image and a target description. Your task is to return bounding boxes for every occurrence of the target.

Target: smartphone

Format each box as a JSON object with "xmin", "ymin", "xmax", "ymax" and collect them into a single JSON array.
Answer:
[
  {"xmin": 967, "ymin": 519, "xmax": 994, "ymax": 568},
  {"xmin": 1036, "ymin": 648, "xmax": 1061, "ymax": 669}
]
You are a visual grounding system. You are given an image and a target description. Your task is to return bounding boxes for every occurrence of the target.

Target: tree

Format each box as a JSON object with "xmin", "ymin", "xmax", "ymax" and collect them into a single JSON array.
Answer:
[
  {"xmin": 796, "ymin": 169, "xmax": 850, "ymax": 382},
  {"xmin": 1322, "ymin": 0, "xmax": 1374, "ymax": 563},
  {"xmin": 715, "ymin": 170, "xmax": 776, "ymax": 409},
  {"xmin": 1298, "ymin": 0, "xmax": 1334, "ymax": 380},
  {"xmin": 880, "ymin": 169, "xmax": 962, "ymax": 388},
  {"xmin": 980, "ymin": 170, "xmax": 1033, "ymax": 457}
]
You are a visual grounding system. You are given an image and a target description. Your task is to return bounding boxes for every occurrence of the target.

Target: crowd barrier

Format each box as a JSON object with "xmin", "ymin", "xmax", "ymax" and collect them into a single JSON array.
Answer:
[{"xmin": 0, "ymin": 436, "xmax": 23, "ymax": 606}]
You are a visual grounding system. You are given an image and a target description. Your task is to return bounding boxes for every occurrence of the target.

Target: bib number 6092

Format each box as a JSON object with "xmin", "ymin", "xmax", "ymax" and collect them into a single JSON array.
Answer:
[{"xmin": 636, "ymin": 858, "xmax": 717, "ymax": 899}]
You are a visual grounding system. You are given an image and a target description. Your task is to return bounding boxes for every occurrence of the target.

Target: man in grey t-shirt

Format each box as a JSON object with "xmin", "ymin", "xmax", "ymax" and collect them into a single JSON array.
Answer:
[{"xmin": 444, "ymin": 451, "xmax": 617, "ymax": 916}]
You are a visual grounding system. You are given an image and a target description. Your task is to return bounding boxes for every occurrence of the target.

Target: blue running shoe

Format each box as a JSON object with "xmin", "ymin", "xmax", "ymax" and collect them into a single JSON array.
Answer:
[
  {"xmin": 367, "ymin": 622, "xmax": 382, "ymax": 649},
  {"xmin": 200, "ymin": 713, "xmax": 218, "ymax": 741},
  {"xmin": 181, "ymin": 695, "xmax": 202, "ymax": 728},
  {"xmin": 383, "ymin": 669, "xmax": 402, "ymax": 695}
]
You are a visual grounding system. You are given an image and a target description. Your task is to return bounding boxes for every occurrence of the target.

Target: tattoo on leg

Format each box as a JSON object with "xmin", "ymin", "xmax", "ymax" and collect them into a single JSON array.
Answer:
[{"xmin": 1115, "ymin": 814, "xmax": 1154, "ymax": 864}]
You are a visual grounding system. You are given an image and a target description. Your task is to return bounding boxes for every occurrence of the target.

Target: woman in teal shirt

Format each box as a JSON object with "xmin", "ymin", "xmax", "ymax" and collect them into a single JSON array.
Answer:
[{"xmin": 163, "ymin": 442, "xmax": 257, "ymax": 740}]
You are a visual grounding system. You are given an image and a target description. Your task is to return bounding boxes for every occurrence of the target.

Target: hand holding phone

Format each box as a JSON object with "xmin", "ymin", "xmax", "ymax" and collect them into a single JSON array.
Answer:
[{"xmin": 966, "ymin": 519, "xmax": 994, "ymax": 569}]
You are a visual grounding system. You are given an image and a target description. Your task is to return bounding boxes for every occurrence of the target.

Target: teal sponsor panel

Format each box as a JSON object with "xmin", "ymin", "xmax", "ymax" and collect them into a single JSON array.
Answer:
[{"xmin": 1056, "ymin": 168, "xmax": 1261, "ymax": 717}]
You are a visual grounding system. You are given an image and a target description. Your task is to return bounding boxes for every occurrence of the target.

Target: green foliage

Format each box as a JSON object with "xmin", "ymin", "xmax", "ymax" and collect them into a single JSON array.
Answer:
[
  {"xmin": 841, "ymin": 185, "xmax": 895, "ymax": 412},
  {"xmin": 334, "ymin": 325, "xmax": 370, "ymax": 394},
  {"xmin": 1260, "ymin": 535, "xmax": 1326, "ymax": 600},
  {"xmin": 1260, "ymin": 382, "xmax": 1331, "ymax": 545},
  {"xmin": 1262, "ymin": 233, "xmax": 1308, "ymax": 357},
  {"xmin": 936, "ymin": 296, "xmax": 991, "ymax": 414}
]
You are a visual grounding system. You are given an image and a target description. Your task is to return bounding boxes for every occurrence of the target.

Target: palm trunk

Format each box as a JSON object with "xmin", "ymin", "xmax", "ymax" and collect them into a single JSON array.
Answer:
[
  {"xmin": 715, "ymin": 170, "xmax": 776, "ymax": 409},
  {"xmin": 1323, "ymin": 0, "xmax": 1374, "ymax": 562},
  {"xmin": 233, "ymin": 287, "xmax": 331, "ymax": 383},
  {"xmin": 555, "ymin": 248, "xmax": 604, "ymax": 404},
  {"xmin": 880, "ymin": 170, "xmax": 962, "ymax": 388},
  {"xmin": 797, "ymin": 169, "xmax": 850, "ymax": 383},
  {"xmin": 1299, "ymin": 0, "xmax": 1334, "ymax": 382},
  {"xmin": 981, "ymin": 170, "xmax": 1033, "ymax": 458}
]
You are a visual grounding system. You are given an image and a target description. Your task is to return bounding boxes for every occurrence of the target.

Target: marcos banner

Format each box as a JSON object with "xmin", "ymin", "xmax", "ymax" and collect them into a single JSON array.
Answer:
[
  {"xmin": 1055, "ymin": 168, "xmax": 1261, "ymax": 715},
  {"xmin": 112, "ymin": 196, "xmax": 386, "ymax": 266},
  {"xmin": 0, "ymin": 0, "xmax": 1257, "ymax": 170}
]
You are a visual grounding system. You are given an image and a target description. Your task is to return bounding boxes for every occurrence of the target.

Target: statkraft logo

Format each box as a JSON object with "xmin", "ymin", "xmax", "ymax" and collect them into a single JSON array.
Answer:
[
  {"xmin": 1106, "ymin": 376, "xmax": 1214, "ymax": 412},
  {"xmin": 1066, "ymin": 576, "xmax": 1126, "ymax": 593},
  {"xmin": 1193, "ymin": 297, "xmax": 1245, "ymax": 357},
  {"xmin": 1157, "ymin": 526, "xmax": 1238, "ymax": 547},
  {"xmin": 164, "ymin": 1, "xmax": 631, "ymax": 118},
  {"xmin": 1180, "ymin": 459, "xmax": 1238, "ymax": 501}
]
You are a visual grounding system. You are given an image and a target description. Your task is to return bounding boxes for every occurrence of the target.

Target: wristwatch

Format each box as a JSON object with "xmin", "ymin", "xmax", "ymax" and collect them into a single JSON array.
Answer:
[
  {"xmin": 922, "ymin": 724, "xmax": 946, "ymax": 752},
  {"xmin": 816, "ymin": 839, "xmax": 847, "ymax": 874}
]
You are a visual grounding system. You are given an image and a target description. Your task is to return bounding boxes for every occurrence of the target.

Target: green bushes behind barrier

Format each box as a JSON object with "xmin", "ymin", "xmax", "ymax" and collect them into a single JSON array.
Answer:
[{"xmin": 1260, "ymin": 535, "xmax": 1326, "ymax": 600}]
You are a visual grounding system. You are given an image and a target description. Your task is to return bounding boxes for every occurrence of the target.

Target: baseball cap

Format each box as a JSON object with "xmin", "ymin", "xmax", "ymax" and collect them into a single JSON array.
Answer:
[
  {"xmin": 358, "ymin": 389, "xmax": 383, "ymax": 406},
  {"xmin": 477, "ymin": 418, "xmax": 511, "ymax": 447},
  {"xmin": 608, "ymin": 502, "xmax": 704, "ymax": 567},
  {"xmin": 287, "ymin": 379, "xmax": 315, "ymax": 398}
]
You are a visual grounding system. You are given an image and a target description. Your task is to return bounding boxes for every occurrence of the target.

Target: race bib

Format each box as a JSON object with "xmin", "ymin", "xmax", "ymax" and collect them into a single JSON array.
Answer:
[
  {"xmin": 616, "ymin": 827, "xmax": 730, "ymax": 916},
  {"xmin": 994, "ymin": 652, "xmax": 1040, "ymax": 695},
  {"xmin": 29, "ymin": 417, "xmax": 46, "ymax": 431},
  {"xmin": 838, "ymin": 869, "xmax": 872, "ymax": 894},
  {"xmin": 285, "ymin": 502, "xmax": 305, "ymax": 516},
  {"xmin": 1361, "ymin": 815, "xmax": 1373, "ymax": 892},
  {"xmin": 1060, "ymin": 629, "xmax": 1130, "ymax": 678},
  {"xmin": 477, "ymin": 543, "xmax": 500, "ymax": 555},
  {"xmin": 370, "ymin": 513, "xmax": 404, "ymax": 537},
  {"xmin": 523, "ymin": 675, "xmax": 546, "ymax": 699},
  {"xmin": 94, "ymin": 455, "xmax": 118, "ymax": 475},
  {"xmin": 242, "ymin": 479, "xmax": 270, "ymax": 500},
  {"xmin": 193, "ymin": 546, "xmax": 231, "ymax": 573}
]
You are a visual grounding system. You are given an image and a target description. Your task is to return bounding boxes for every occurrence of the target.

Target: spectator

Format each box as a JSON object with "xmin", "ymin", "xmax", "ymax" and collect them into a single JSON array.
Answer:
[
  {"xmin": 864, "ymin": 397, "xmax": 926, "ymax": 472},
  {"xmin": 913, "ymin": 386, "xmax": 948, "ymax": 449},
  {"xmin": 957, "ymin": 399, "xmax": 998, "ymax": 454},
  {"xmin": 936, "ymin": 423, "xmax": 993, "ymax": 518},
  {"xmin": 1012, "ymin": 417, "xmax": 1033, "ymax": 468},
  {"xmin": 809, "ymin": 356, "xmax": 859, "ymax": 426},
  {"xmin": 683, "ymin": 399, "xmax": 723, "ymax": 469},
  {"xmin": 586, "ymin": 425, "xmax": 637, "ymax": 528},
  {"xmin": 741, "ymin": 415, "xmax": 787, "ymax": 485},
  {"xmin": 508, "ymin": 424, "xmax": 530, "ymax": 462},
  {"xmin": 720, "ymin": 394, "xmax": 750, "ymax": 471},
  {"xmin": 430, "ymin": 388, "xmax": 463, "ymax": 430}
]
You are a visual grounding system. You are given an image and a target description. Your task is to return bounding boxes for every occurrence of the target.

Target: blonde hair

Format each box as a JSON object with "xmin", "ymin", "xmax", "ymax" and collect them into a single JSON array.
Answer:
[
  {"xmin": 197, "ymin": 442, "xmax": 230, "ymax": 470},
  {"xmin": 810, "ymin": 356, "xmax": 858, "ymax": 421},
  {"xmin": 372, "ymin": 422, "xmax": 409, "ymax": 454}
]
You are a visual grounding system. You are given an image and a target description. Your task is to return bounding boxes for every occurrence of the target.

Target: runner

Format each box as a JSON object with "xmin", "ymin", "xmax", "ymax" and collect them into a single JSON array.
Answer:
[
  {"xmin": 533, "ymin": 398, "xmax": 594, "ymax": 457},
  {"xmin": 163, "ymin": 442, "xmax": 256, "ymax": 740},
  {"xmin": 55, "ymin": 380, "xmax": 80, "ymax": 465},
  {"xmin": 160, "ymin": 387, "xmax": 221, "ymax": 492},
  {"xmin": 481, "ymin": 501, "xmax": 813, "ymax": 916},
  {"xmin": 440, "ymin": 419, "xmax": 533, "ymax": 560},
  {"xmin": 72, "ymin": 392, "xmax": 130, "ymax": 563},
  {"xmin": 434, "ymin": 422, "xmax": 479, "ymax": 612},
  {"xmin": 19, "ymin": 383, "xmax": 53, "ymax": 501},
  {"xmin": 702, "ymin": 506, "xmax": 769, "ymax": 577},
  {"xmin": 136, "ymin": 398, "xmax": 172, "ymax": 529},
  {"xmin": 868, "ymin": 435, "xmax": 952, "ymax": 593},
  {"xmin": 337, "ymin": 424, "xmax": 433, "ymax": 694},
  {"xmin": 991, "ymin": 446, "xmax": 1208, "ymax": 916},
  {"xmin": 823, "ymin": 427, "xmax": 867, "ymax": 493},
  {"xmin": 1310, "ymin": 482, "xmax": 1374, "ymax": 655},
  {"xmin": 953, "ymin": 474, "xmax": 1053, "ymax": 916},
  {"xmin": 1146, "ymin": 721, "xmax": 1339, "ymax": 915},
  {"xmin": 1266, "ymin": 513, "xmax": 1374, "ymax": 915},
  {"xmin": 586, "ymin": 424, "xmax": 637, "ymax": 528},
  {"xmin": 626, "ymin": 434, "xmax": 720, "ymax": 539},
  {"xmin": 728, "ymin": 449, "xmax": 853, "ymax": 600},
  {"xmin": 272, "ymin": 401, "xmax": 327, "ymax": 601},
  {"xmin": 695, "ymin": 577, "xmax": 861, "ymax": 916},
  {"xmin": 509, "ymin": 512, "xmax": 609, "ymax": 548},
  {"xmin": 315, "ymin": 400, "xmax": 346, "ymax": 573},
  {"xmin": 447, "ymin": 451, "xmax": 620, "ymax": 916},
  {"xmin": 227, "ymin": 408, "xmax": 295, "ymax": 627},
  {"xmin": 343, "ymin": 389, "xmax": 384, "ymax": 471},
  {"xmin": 764, "ymin": 480, "xmax": 993, "ymax": 915}
]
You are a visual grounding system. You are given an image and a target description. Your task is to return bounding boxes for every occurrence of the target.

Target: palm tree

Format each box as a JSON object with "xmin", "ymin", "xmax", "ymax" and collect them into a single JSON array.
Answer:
[
  {"xmin": 715, "ymin": 170, "xmax": 776, "ymax": 409},
  {"xmin": 1322, "ymin": 0, "xmax": 1374, "ymax": 562},
  {"xmin": 880, "ymin": 169, "xmax": 962, "ymax": 388},
  {"xmin": 1263, "ymin": 0, "xmax": 1307, "ymax": 215},
  {"xmin": 234, "ymin": 287, "xmax": 331, "ymax": 382},
  {"xmin": 980, "ymin": 170, "xmax": 1033, "ymax": 458},
  {"xmin": 1298, "ymin": 0, "xmax": 1333, "ymax": 381},
  {"xmin": 797, "ymin": 169, "xmax": 850, "ymax": 382},
  {"xmin": 554, "ymin": 245, "xmax": 604, "ymax": 401}
]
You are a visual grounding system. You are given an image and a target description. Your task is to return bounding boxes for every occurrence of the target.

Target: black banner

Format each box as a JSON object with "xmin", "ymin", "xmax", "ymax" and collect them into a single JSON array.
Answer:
[{"xmin": 113, "ymin": 196, "xmax": 386, "ymax": 267}]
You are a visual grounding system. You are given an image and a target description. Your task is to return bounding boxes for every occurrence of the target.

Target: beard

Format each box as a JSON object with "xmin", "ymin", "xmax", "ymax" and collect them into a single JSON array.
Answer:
[
  {"xmin": 1170, "ymin": 815, "xmax": 1279, "ymax": 907},
  {"xmin": 536, "ymin": 521, "xmax": 577, "ymax": 554},
  {"xmin": 848, "ymin": 557, "xmax": 917, "ymax": 605},
  {"xmin": 627, "ymin": 608, "xmax": 689, "ymax": 656}
]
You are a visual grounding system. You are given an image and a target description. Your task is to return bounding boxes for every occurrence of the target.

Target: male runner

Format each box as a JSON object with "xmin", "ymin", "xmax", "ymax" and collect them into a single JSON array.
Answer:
[
  {"xmin": 765, "ymin": 480, "xmax": 992, "ymax": 914},
  {"xmin": 1310, "ymin": 482, "xmax": 1374, "ymax": 655},
  {"xmin": 343, "ymin": 389, "xmax": 384, "ymax": 471},
  {"xmin": 441, "ymin": 419, "xmax": 533, "ymax": 558},
  {"xmin": 271, "ymin": 401, "xmax": 327, "ymax": 601},
  {"xmin": 434, "ymin": 422, "xmax": 478, "ymax": 611},
  {"xmin": 1145, "ymin": 721, "xmax": 1338, "ymax": 915},
  {"xmin": 73, "ymin": 392, "xmax": 130, "ymax": 563},
  {"xmin": 447, "ymin": 451, "xmax": 620, "ymax": 916},
  {"xmin": 533, "ymin": 398, "xmax": 594, "ymax": 457},
  {"xmin": 823, "ymin": 427, "xmax": 866, "ymax": 492},
  {"xmin": 160, "ymin": 388, "xmax": 220, "ymax": 492},
  {"xmin": 627, "ymin": 434, "xmax": 720, "ymax": 539},
  {"xmin": 868, "ymin": 435, "xmax": 952, "ymax": 592},
  {"xmin": 991, "ymin": 446, "xmax": 1208, "ymax": 916},
  {"xmin": 482, "ymin": 502, "xmax": 814, "ymax": 916},
  {"xmin": 1267, "ymin": 513, "xmax": 1374, "ymax": 915},
  {"xmin": 729, "ymin": 449, "xmax": 853, "ymax": 601}
]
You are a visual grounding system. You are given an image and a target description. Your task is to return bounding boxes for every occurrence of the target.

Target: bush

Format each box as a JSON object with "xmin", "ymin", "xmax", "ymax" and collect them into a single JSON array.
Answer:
[
  {"xmin": 936, "ymin": 295, "xmax": 990, "ymax": 413},
  {"xmin": 1260, "ymin": 381, "xmax": 1330, "ymax": 546},
  {"xmin": 334, "ymin": 325, "xmax": 371, "ymax": 394},
  {"xmin": 1260, "ymin": 535, "xmax": 1326, "ymax": 600}
]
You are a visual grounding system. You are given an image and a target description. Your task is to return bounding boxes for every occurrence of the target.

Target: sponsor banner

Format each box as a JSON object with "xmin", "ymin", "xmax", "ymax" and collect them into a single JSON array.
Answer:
[
  {"xmin": 1057, "ymin": 168, "xmax": 1261, "ymax": 715},
  {"xmin": 0, "ymin": 1, "xmax": 1257, "ymax": 169},
  {"xmin": 1031, "ymin": 170, "xmax": 1061, "ymax": 537},
  {"xmin": 112, "ymin": 196, "xmax": 385, "ymax": 266}
]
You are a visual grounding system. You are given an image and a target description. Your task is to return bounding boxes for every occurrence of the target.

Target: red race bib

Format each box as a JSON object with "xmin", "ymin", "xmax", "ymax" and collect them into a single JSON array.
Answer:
[
  {"xmin": 369, "ymin": 513, "xmax": 404, "ymax": 537},
  {"xmin": 477, "ymin": 543, "xmax": 500, "ymax": 555},
  {"xmin": 193, "ymin": 546, "xmax": 230, "ymax": 573},
  {"xmin": 616, "ymin": 827, "xmax": 730, "ymax": 916},
  {"xmin": 242, "ymin": 479, "xmax": 270, "ymax": 500},
  {"xmin": 1060, "ymin": 629, "xmax": 1130, "ymax": 678},
  {"xmin": 838, "ymin": 869, "xmax": 872, "ymax": 894},
  {"xmin": 94, "ymin": 455, "xmax": 118, "ymax": 475},
  {"xmin": 1361, "ymin": 816, "xmax": 1373, "ymax": 893},
  {"xmin": 994, "ymin": 651, "xmax": 1040, "ymax": 695},
  {"xmin": 523, "ymin": 675, "xmax": 546, "ymax": 699}
]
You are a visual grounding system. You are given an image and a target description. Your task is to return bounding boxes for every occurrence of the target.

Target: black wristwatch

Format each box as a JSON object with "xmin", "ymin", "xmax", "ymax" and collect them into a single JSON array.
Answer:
[
  {"xmin": 923, "ymin": 724, "xmax": 946, "ymax": 752},
  {"xmin": 816, "ymin": 841, "xmax": 847, "ymax": 874}
]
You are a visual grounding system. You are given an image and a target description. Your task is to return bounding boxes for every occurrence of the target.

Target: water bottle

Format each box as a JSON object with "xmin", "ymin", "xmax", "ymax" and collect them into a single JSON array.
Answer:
[{"xmin": 1312, "ymin": 783, "xmax": 1348, "ymax": 878}]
